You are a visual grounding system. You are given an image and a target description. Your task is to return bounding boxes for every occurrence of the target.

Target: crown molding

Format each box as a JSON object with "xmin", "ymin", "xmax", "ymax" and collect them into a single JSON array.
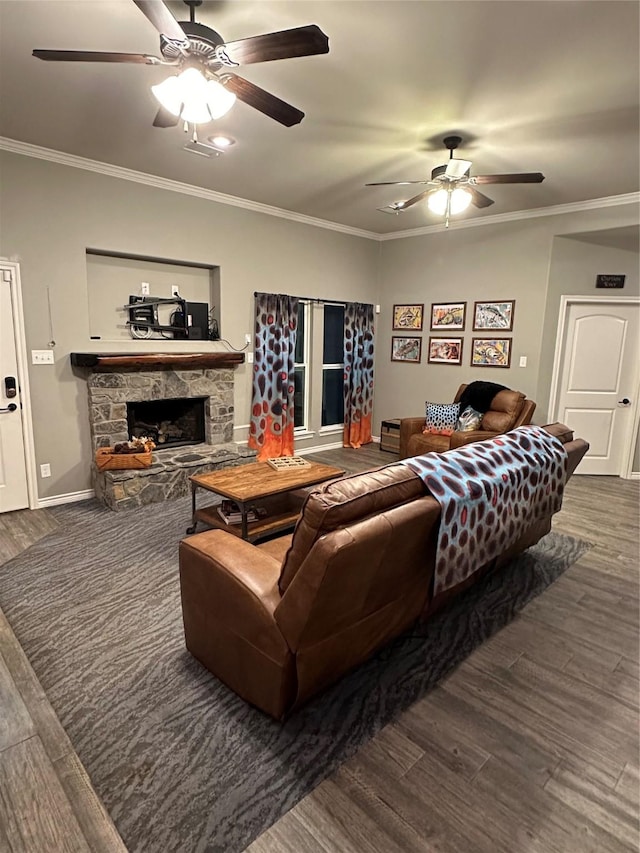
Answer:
[
  {"xmin": 0, "ymin": 136, "xmax": 375, "ymax": 241},
  {"xmin": 1, "ymin": 136, "xmax": 637, "ymax": 242},
  {"xmin": 377, "ymin": 192, "xmax": 640, "ymax": 240}
]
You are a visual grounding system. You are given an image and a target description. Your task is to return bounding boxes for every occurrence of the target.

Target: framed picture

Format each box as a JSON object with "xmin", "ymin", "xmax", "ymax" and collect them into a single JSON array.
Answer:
[
  {"xmin": 471, "ymin": 338, "xmax": 512, "ymax": 368},
  {"xmin": 427, "ymin": 336, "xmax": 463, "ymax": 365},
  {"xmin": 392, "ymin": 303, "xmax": 424, "ymax": 331},
  {"xmin": 391, "ymin": 336, "xmax": 422, "ymax": 363},
  {"xmin": 430, "ymin": 301, "xmax": 466, "ymax": 331},
  {"xmin": 473, "ymin": 300, "xmax": 515, "ymax": 331}
]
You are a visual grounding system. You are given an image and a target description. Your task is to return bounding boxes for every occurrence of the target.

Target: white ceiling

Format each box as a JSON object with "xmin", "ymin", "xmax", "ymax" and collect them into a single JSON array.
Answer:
[{"xmin": 1, "ymin": 1, "xmax": 638, "ymax": 236}]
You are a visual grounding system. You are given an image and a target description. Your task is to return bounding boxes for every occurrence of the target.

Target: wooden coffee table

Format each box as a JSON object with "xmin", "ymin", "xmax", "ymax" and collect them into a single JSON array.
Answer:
[{"xmin": 186, "ymin": 460, "xmax": 345, "ymax": 542}]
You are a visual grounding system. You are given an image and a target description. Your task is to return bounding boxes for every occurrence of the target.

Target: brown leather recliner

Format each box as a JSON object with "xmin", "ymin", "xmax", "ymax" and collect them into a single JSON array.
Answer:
[{"xmin": 399, "ymin": 383, "xmax": 536, "ymax": 459}]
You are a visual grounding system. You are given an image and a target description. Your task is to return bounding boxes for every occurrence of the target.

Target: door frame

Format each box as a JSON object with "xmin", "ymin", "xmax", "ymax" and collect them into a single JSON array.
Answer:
[
  {"xmin": 1, "ymin": 260, "xmax": 38, "ymax": 508},
  {"xmin": 548, "ymin": 294, "xmax": 640, "ymax": 479}
]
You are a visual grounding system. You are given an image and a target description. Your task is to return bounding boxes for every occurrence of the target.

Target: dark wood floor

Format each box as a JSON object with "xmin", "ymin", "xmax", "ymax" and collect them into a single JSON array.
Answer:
[
  {"xmin": 0, "ymin": 445, "xmax": 638, "ymax": 853},
  {"xmin": 247, "ymin": 458, "xmax": 640, "ymax": 853}
]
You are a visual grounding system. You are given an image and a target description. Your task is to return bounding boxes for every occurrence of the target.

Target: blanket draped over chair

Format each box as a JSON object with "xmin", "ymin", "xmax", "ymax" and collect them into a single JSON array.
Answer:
[{"xmin": 403, "ymin": 426, "xmax": 568, "ymax": 595}]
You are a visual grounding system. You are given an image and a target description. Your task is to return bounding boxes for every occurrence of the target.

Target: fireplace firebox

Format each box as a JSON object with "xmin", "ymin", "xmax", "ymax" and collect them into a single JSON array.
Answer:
[{"xmin": 127, "ymin": 397, "xmax": 206, "ymax": 448}]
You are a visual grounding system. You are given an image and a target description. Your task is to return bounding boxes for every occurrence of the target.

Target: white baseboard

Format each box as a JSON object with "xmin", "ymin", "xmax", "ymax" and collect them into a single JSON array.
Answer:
[
  {"xmin": 298, "ymin": 435, "xmax": 381, "ymax": 454},
  {"xmin": 626, "ymin": 472, "xmax": 640, "ymax": 480},
  {"xmin": 297, "ymin": 441, "xmax": 344, "ymax": 454},
  {"xmin": 236, "ymin": 437, "xmax": 383, "ymax": 454},
  {"xmin": 38, "ymin": 489, "xmax": 95, "ymax": 508}
]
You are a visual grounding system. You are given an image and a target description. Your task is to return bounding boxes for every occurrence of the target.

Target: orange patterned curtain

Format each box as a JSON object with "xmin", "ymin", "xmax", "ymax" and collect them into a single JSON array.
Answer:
[
  {"xmin": 343, "ymin": 302, "xmax": 375, "ymax": 449},
  {"xmin": 248, "ymin": 293, "xmax": 299, "ymax": 461}
]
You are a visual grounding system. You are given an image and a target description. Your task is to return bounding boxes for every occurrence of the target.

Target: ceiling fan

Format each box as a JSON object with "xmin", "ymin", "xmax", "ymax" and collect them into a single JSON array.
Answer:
[
  {"xmin": 366, "ymin": 135, "xmax": 544, "ymax": 224},
  {"xmin": 32, "ymin": 0, "xmax": 329, "ymax": 128}
]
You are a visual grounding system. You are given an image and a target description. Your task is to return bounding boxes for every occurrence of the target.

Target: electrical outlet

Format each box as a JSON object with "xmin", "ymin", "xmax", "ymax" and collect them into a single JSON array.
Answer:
[
  {"xmin": 141, "ymin": 281, "xmax": 150, "ymax": 295},
  {"xmin": 171, "ymin": 285, "xmax": 180, "ymax": 297},
  {"xmin": 247, "ymin": 352, "xmax": 254, "ymax": 364},
  {"xmin": 245, "ymin": 333, "xmax": 252, "ymax": 345},
  {"xmin": 32, "ymin": 350, "xmax": 55, "ymax": 364},
  {"xmin": 40, "ymin": 463, "xmax": 51, "ymax": 478}
]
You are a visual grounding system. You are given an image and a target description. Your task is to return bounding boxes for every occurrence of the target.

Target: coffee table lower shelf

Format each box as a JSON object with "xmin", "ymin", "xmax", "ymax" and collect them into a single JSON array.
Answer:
[{"xmin": 191, "ymin": 493, "xmax": 305, "ymax": 543}]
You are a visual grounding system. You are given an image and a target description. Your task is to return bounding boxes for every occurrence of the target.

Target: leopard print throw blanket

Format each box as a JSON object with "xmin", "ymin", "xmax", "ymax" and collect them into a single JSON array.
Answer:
[{"xmin": 403, "ymin": 426, "xmax": 568, "ymax": 596}]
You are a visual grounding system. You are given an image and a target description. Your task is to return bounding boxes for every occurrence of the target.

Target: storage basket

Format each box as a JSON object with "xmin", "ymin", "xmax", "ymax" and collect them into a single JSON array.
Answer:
[
  {"xmin": 380, "ymin": 419, "xmax": 401, "ymax": 453},
  {"xmin": 95, "ymin": 447, "xmax": 153, "ymax": 471}
]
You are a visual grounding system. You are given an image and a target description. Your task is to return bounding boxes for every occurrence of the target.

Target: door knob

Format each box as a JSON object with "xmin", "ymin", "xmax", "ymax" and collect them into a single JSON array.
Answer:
[
  {"xmin": 0, "ymin": 403, "xmax": 17, "ymax": 413},
  {"xmin": 618, "ymin": 398, "xmax": 631, "ymax": 405}
]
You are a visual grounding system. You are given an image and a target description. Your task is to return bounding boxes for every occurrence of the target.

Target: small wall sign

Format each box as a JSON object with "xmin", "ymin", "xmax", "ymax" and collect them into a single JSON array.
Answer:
[{"xmin": 596, "ymin": 274, "xmax": 625, "ymax": 289}]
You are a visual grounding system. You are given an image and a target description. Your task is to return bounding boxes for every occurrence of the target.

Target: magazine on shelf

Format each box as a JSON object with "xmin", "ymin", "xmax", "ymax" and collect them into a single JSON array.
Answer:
[
  {"xmin": 217, "ymin": 500, "xmax": 268, "ymax": 526},
  {"xmin": 267, "ymin": 456, "xmax": 311, "ymax": 471}
]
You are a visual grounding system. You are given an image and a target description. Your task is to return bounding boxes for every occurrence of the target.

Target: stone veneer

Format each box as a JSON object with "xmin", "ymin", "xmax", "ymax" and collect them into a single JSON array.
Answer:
[{"xmin": 86, "ymin": 367, "xmax": 254, "ymax": 511}]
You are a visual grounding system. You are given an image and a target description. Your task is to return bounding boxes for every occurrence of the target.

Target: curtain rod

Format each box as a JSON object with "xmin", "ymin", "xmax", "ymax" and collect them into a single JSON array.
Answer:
[{"xmin": 253, "ymin": 292, "xmax": 364, "ymax": 307}]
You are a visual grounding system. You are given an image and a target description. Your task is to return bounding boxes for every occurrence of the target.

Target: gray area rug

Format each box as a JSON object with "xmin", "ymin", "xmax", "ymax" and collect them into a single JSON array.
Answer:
[{"xmin": 0, "ymin": 496, "xmax": 590, "ymax": 853}]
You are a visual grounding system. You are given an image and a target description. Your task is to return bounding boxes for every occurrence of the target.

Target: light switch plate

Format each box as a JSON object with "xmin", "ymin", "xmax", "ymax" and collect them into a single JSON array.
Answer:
[
  {"xmin": 32, "ymin": 350, "xmax": 55, "ymax": 364},
  {"xmin": 519, "ymin": 356, "xmax": 527, "ymax": 367}
]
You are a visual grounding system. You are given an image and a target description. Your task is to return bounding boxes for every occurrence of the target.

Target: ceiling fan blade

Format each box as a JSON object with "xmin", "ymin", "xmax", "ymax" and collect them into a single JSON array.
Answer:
[
  {"xmin": 152, "ymin": 106, "xmax": 180, "ymax": 128},
  {"xmin": 222, "ymin": 74, "xmax": 304, "ymax": 126},
  {"xmin": 33, "ymin": 49, "xmax": 159, "ymax": 64},
  {"xmin": 219, "ymin": 25, "xmax": 329, "ymax": 66},
  {"xmin": 365, "ymin": 180, "xmax": 432, "ymax": 187},
  {"xmin": 399, "ymin": 189, "xmax": 433, "ymax": 210},
  {"xmin": 132, "ymin": 0, "xmax": 189, "ymax": 49},
  {"xmin": 444, "ymin": 159, "xmax": 472, "ymax": 179},
  {"xmin": 471, "ymin": 172, "xmax": 545, "ymax": 185},
  {"xmin": 468, "ymin": 187, "xmax": 495, "ymax": 208}
]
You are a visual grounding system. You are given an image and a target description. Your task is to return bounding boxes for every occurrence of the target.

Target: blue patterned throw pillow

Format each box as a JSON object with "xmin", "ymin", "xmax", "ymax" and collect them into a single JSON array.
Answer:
[{"xmin": 424, "ymin": 401, "xmax": 461, "ymax": 436}]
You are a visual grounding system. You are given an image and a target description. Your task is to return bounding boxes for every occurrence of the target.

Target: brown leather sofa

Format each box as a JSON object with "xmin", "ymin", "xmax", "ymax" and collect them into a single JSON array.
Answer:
[
  {"xmin": 399, "ymin": 383, "xmax": 536, "ymax": 459},
  {"xmin": 179, "ymin": 424, "xmax": 587, "ymax": 720}
]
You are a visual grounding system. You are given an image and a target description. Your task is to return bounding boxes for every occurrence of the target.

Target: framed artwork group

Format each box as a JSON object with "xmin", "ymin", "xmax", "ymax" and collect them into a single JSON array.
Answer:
[{"xmin": 391, "ymin": 300, "xmax": 516, "ymax": 367}]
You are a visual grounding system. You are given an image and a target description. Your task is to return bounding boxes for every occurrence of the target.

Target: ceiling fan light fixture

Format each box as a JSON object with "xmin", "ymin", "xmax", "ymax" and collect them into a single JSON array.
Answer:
[
  {"xmin": 205, "ymin": 78, "xmax": 236, "ymax": 119},
  {"xmin": 427, "ymin": 186, "xmax": 472, "ymax": 217},
  {"xmin": 151, "ymin": 73, "xmax": 184, "ymax": 117},
  {"xmin": 427, "ymin": 188, "xmax": 449, "ymax": 216},
  {"xmin": 152, "ymin": 67, "xmax": 236, "ymax": 125},
  {"xmin": 450, "ymin": 187, "xmax": 472, "ymax": 214}
]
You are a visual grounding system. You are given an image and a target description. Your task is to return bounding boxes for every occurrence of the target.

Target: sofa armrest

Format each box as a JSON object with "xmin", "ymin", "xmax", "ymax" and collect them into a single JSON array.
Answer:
[
  {"xmin": 449, "ymin": 429, "xmax": 499, "ymax": 449},
  {"xmin": 179, "ymin": 530, "xmax": 296, "ymax": 718},
  {"xmin": 179, "ymin": 530, "xmax": 289, "ymax": 658},
  {"xmin": 399, "ymin": 417, "xmax": 426, "ymax": 458}
]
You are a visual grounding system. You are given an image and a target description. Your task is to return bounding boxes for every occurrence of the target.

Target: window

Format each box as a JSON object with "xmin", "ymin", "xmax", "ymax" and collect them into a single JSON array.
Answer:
[
  {"xmin": 294, "ymin": 301, "xmax": 310, "ymax": 430},
  {"xmin": 321, "ymin": 304, "xmax": 345, "ymax": 427}
]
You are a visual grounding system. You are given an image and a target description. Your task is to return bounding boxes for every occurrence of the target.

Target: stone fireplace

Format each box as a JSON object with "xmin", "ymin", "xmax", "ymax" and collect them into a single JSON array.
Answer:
[{"xmin": 72, "ymin": 352, "xmax": 254, "ymax": 511}]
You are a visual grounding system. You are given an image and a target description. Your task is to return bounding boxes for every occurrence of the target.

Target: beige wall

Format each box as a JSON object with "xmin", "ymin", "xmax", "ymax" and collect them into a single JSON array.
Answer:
[
  {"xmin": 539, "ymin": 235, "xmax": 639, "ymax": 421},
  {"xmin": 0, "ymin": 151, "xmax": 378, "ymax": 498},
  {"xmin": 1, "ymin": 148, "xmax": 638, "ymax": 501},
  {"xmin": 372, "ymin": 206, "xmax": 639, "ymax": 434}
]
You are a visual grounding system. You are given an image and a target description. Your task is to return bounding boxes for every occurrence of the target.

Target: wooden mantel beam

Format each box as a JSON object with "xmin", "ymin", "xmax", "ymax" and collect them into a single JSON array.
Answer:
[{"xmin": 70, "ymin": 352, "xmax": 244, "ymax": 371}]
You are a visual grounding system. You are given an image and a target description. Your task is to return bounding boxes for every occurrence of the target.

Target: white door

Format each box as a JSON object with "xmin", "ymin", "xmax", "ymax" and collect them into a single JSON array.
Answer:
[
  {"xmin": 0, "ymin": 267, "xmax": 29, "ymax": 511},
  {"xmin": 555, "ymin": 299, "xmax": 639, "ymax": 475}
]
